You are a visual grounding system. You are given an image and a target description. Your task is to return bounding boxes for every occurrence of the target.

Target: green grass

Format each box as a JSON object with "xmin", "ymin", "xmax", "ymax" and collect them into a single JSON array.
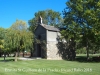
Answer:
[{"xmin": 0, "ymin": 56, "xmax": 100, "ymax": 75}]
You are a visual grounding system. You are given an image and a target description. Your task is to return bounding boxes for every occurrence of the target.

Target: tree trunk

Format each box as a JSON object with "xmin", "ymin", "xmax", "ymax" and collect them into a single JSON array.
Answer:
[
  {"xmin": 4, "ymin": 52, "xmax": 6, "ymax": 61},
  {"xmin": 15, "ymin": 51, "xmax": 18, "ymax": 62},
  {"xmin": 15, "ymin": 48, "xmax": 18, "ymax": 62},
  {"xmin": 7, "ymin": 53, "xmax": 9, "ymax": 57},
  {"xmin": 0, "ymin": 52, "xmax": 2, "ymax": 57},
  {"xmin": 86, "ymin": 38, "xmax": 89, "ymax": 60},
  {"xmin": 23, "ymin": 50, "xmax": 25, "ymax": 57},
  {"xmin": 17, "ymin": 50, "xmax": 20, "ymax": 57},
  {"xmin": 0, "ymin": 49, "xmax": 2, "ymax": 57},
  {"xmin": 86, "ymin": 47, "xmax": 89, "ymax": 60},
  {"xmin": 30, "ymin": 48, "xmax": 33, "ymax": 57}
]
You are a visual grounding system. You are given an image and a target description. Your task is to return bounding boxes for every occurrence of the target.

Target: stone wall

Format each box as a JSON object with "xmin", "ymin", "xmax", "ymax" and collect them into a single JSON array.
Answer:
[{"xmin": 47, "ymin": 41, "xmax": 62, "ymax": 60}]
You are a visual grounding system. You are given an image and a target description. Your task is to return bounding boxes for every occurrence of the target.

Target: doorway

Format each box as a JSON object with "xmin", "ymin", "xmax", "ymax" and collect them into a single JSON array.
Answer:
[{"xmin": 37, "ymin": 44, "xmax": 41, "ymax": 57}]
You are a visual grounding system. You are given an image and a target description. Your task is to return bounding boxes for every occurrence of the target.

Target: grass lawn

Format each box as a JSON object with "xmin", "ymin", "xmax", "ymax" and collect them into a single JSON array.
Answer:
[{"xmin": 0, "ymin": 56, "xmax": 100, "ymax": 75}]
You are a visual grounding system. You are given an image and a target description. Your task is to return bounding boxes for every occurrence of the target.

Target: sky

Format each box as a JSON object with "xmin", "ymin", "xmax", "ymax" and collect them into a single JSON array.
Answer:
[{"xmin": 0, "ymin": 0, "xmax": 67, "ymax": 28}]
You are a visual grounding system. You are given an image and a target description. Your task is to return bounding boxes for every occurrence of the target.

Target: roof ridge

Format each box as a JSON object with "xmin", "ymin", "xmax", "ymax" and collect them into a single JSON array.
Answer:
[{"xmin": 39, "ymin": 24, "xmax": 59, "ymax": 32}]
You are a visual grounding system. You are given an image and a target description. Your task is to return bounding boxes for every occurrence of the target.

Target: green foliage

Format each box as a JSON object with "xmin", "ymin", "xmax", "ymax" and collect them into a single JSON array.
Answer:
[
  {"xmin": 1, "ymin": 20, "xmax": 34, "ymax": 61},
  {"xmin": 28, "ymin": 9, "xmax": 63, "ymax": 32},
  {"xmin": 76, "ymin": 48, "xmax": 86, "ymax": 54},
  {"xmin": 0, "ymin": 27, "xmax": 5, "ymax": 39},
  {"xmin": 0, "ymin": 28, "xmax": 8, "ymax": 52},
  {"xmin": 63, "ymin": 0, "xmax": 100, "ymax": 58},
  {"xmin": 0, "ymin": 28, "xmax": 5, "ymax": 47},
  {"xmin": 7, "ymin": 20, "xmax": 34, "ymax": 51}
]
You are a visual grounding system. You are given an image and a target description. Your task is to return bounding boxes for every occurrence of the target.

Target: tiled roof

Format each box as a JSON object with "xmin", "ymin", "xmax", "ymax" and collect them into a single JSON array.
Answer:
[{"xmin": 40, "ymin": 24, "xmax": 60, "ymax": 32}]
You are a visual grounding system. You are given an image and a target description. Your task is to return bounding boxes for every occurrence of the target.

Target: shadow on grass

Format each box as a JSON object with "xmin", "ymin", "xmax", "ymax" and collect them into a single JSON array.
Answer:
[
  {"xmin": 74, "ymin": 56, "xmax": 100, "ymax": 63},
  {"xmin": 0, "ymin": 59, "xmax": 14, "ymax": 62}
]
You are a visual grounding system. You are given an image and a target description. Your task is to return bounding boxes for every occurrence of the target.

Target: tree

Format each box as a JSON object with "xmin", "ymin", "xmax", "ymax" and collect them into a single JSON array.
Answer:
[
  {"xmin": 28, "ymin": 9, "xmax": 63, "ymax": 32},
  {"xmin": 0, "ymin": 28, "xmax": 7, "ymax": 59},
  {"xmin": 0, "ymin": 28, "xmax": 11, "ymax": 61},
  {"xmin": 63, "ymin": 0, "xmax": 100, "ymax": 60},
  {"xmin": 5, "ymin": 20, "xmax": 34, "ymax": 61},
  {"xmin": 0, "ymin": 27, "xmax": 5, "ymax": 57}
]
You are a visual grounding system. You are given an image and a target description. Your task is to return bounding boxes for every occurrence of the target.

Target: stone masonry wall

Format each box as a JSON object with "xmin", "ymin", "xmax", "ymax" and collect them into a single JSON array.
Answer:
[{"xmin": 47, "ymin": 41, "xmax": 62, "ymax": 60}]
